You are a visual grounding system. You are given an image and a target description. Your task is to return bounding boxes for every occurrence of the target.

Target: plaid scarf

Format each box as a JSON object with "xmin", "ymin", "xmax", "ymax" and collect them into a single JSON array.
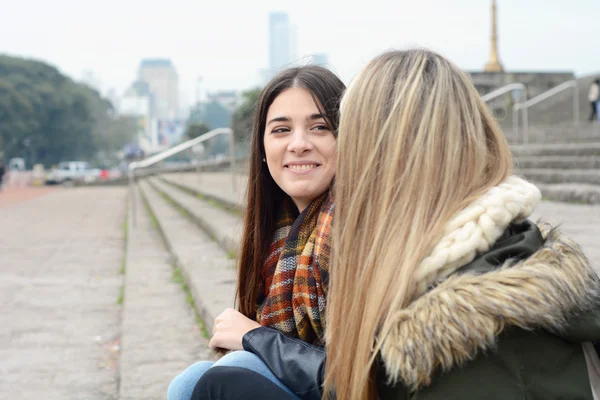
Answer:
[{"xmin": 257, "ymin": 192, "xmax": 334, "ymax": 345}]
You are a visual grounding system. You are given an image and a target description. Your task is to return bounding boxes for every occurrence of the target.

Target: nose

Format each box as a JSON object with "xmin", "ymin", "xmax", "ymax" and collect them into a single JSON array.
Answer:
[{"xmin": 287, "ymin": 128, "xmax": 314, "ymax": 155}]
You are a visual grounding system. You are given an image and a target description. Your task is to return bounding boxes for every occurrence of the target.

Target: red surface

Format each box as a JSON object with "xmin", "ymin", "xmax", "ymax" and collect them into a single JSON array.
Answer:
[{"xmin": 0, "ymin": 186, "xmax": 59, "ymax": 209}]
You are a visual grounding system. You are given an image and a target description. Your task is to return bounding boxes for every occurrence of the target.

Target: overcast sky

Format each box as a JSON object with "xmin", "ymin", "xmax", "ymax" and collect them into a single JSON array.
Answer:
[{"xmin": 1, "ymin": 0, "xmax": 599, "ymax": 110}]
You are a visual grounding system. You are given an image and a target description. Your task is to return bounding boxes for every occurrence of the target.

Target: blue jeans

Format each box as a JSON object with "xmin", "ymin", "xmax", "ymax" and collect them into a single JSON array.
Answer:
[{"xmin": 167, "ymin": 350, "xmax": 298, "ymax": 400}]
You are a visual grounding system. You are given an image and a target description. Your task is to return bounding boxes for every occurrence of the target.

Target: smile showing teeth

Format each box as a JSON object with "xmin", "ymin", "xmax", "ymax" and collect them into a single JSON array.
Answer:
[{"xmin": 287, "ymin": 164, "xmax": 318, "ymax": 171}]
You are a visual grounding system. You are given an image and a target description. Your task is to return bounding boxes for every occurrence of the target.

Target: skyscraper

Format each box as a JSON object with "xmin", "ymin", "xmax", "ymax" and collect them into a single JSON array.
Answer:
[
  {"xmin": 311, "ymin": 53, "xmax": 329, "ymax": 68},
  {"xmin": 269, "ymin": 12, "xmax": 293, "ymax": 75},
  {"xmin": 138, "ymin": 58, "xmax": 180, "ymax": 119}
]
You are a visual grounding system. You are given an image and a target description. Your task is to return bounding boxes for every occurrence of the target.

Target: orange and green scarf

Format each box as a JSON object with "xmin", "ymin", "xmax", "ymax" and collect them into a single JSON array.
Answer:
[{"xmin": 257, "ymin": 192, "xmax": 334, "ymax": 345}]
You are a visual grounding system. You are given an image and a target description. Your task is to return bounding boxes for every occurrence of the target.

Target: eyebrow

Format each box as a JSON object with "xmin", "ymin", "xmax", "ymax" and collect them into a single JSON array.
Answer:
[{"xmin": 266, "ymin": 113, "xmax": 326, "ymax": 126}]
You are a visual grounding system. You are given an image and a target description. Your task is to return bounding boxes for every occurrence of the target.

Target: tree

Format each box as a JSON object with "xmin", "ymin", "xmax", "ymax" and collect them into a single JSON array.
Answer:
[
  {"xmin": 0, "ymin": 54, "xmax": 114, "ymax": 167},
  {"xmin": 93, "ymin": 115, "xmax": 138, "ymax": 167},
  {"xmin": 231, "ymin": 87, "xmax": 261, "ymax": 143},
  {"xmin": 184, "ymin": 122, "xmax": 211, "ymax": 140},
  {"xmin": 203, "ymin": 100, "xmax": 232, "ymax": 130}
]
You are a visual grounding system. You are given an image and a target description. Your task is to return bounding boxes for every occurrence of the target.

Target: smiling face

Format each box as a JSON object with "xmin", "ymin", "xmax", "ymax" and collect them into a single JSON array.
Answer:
[{"xmin": 263, "ymin": 87, "xmax": 337, "ymax": 212}]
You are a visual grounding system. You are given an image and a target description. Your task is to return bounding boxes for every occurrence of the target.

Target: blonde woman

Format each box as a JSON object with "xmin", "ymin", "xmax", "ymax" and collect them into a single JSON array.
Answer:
[
  {"xmin": 193, "ymin": 49, "xmax": 600, "ymax": 400},
  {"xmin": 325, "ymin": 49, "xmax": 600, "ymax": 399}
]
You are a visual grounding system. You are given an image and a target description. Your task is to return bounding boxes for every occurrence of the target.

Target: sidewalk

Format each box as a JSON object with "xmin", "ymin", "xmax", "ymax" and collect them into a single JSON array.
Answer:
[
  {"xmin": 0, "ymin": 187, "xmax": 126, "ymax": 399},
  {"xmin": 0, "ymin": 186, "xmax": 59, "ymax": 209}
]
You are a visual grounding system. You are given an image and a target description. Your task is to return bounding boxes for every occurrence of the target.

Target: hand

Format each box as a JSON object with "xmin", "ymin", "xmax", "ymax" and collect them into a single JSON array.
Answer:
[{"xmin": 209, "ymin": 308, "xmax": 261, "ymax": 351}]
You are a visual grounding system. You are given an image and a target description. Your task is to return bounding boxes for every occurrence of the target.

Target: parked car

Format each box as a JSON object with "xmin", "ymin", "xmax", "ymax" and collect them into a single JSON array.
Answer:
[{"xmin": 46, "ymin": 161, "xmax": 101, "ymax": 185}]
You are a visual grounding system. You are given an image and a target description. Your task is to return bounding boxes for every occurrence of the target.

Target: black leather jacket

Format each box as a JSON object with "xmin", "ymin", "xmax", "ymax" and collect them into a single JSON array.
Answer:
[{"xmin": 241, "ymin": 220, "xmax": 547, "ymax": 399}]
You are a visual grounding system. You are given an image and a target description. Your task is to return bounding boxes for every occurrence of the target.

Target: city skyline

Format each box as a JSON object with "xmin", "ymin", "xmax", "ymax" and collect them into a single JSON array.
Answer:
[
  {"xmin": 269, "ymin": 12, "xmax": 294, "ymax": 76},
  {"xmin": 138, "ymin": 58, "xmax": 180, "ymax": 119},
  {"xmin": 2, "ymin": 0, "xmax": 599, "ymax": 109}
]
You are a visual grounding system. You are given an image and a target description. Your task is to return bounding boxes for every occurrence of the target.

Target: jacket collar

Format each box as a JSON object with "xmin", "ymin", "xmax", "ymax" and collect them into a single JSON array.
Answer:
[
  {"xmin": 413, "ymin": 176, "xmax": 541, "ymax": 296},
  {"xmin": 378, "ymin": 187, "xmax": 599, "ymax": 391}
]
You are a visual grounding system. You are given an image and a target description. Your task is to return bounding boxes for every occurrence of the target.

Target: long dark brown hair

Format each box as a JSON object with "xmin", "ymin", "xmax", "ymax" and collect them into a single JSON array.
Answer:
[{"xmin": 237, "ymin": 65, "xmax": 346, "ymax": 319}]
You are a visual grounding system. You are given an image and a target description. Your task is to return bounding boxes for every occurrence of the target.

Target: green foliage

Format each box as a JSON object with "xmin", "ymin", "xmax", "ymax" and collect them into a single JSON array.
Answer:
[
  {"xmin": 202, "ymin": 100, "xmax": 232, "ymax": 129},
  {"xmin": 117, "ymin": 284, "xmax": 125, "ymax": 305},
  {"xmin": 95, "ymin": 115, "xmax": 138, "ymax": 167},
  {"xmin": 171, "ymin": 267, "xmax": 185, "ymax": 285},
  {"xmin": 0, "ymin": 54, "xmax": 132, "ymax": 167},
  {"xmin": 231, "ymin": 87, "xmax": 261, "ymax": 143},
  {"xmin": 172, "ymin": 265, "xmax": 210, "ymax": 339},
  {"xmin": 120, "ymin": 215, "xmax": 128, "ymax": 275},
  {"xmin": 184, "ymin": 122, "xmax": 211, "ymax": 141},
  {"xmin": 184, "ymin": 122, "xmax": 229, "ymax": 157}
]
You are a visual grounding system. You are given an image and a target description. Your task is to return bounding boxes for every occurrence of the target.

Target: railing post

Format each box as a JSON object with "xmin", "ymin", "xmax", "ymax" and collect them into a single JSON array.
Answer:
[
  {"xmin": 512, "ymin": 105, "xmax": 519, "ymax": 140},
  {"xmin": 574, "ymin": 83, "xmax": 580, "ymax": 129},
  {"xmin": 483, "ymin": 83, "xmax": 526, "ymax": 143},
  {"xmin": 521, "ymin": 85, "xmax": 528, "ymax": 143},
  {"xmin": 128, "ymin": 166, "xmax": 136, "ymax": 228},
  {"xmin": 229, "ymin": 131, "xmax": 236, "ymax": 193},
  {"xmin": 523, "ymin": 106, "xmax": 529, "ymax": 144},
  {"xmin": 196, "ymin": 159, "xmax": 202, "ymax": 186}
]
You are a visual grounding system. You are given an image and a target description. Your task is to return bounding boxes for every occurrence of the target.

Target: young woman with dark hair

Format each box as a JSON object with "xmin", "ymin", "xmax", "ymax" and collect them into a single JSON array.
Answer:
[{"xmin": 167, "ymin": 65, "xmax": 345, "ymax": 400}]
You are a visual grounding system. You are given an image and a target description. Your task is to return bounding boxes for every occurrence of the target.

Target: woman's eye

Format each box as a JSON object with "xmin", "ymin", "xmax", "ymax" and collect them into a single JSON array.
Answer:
[
  {"xmin": 272, "ymin": 127, "xmax": 290, "ymax": 134},
  {"xmin": 312, "ymin": 125, "xmax": 330, "ymax": 131}
]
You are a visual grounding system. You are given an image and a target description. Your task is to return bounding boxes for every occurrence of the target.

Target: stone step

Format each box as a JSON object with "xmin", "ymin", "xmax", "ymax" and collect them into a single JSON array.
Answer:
[
  {"xmin": 512, "ymin": 129, "xmax": 600, "ymax": 144},
  {"xmin": 515, "ymin": 156, "xmax": 600, "ymax": 169},
  {"xmin": 119, "ymin": 186, "xmax": 211, "ymax": 400},
  {"xmin": 511, "ymin": 142, "xmax": 600, "ymax": 157},
  {"xmin": 518, "ymin": 168, "xmax": 600, "ymax": 185},
  {"xmin": 160, "ymin": 169, "xmax": 600, "ymax": 206},
  {"xmin": 147, "ymin": 177, "xmax": 242, "ymax": 257},
  {"xmin": 159, "ymin": 172, "xmax": 247, "ymax": 211},
  {"xmin": 536, "ymin": 183, "xmax": 600, "ymax": 205},
  {"xmin": 138, "ymin": 179, "xmax": 236, "ymax": 334},
  {"xmin": 505, "ymin": 122, "xmax": 600, "ymax": 142}
]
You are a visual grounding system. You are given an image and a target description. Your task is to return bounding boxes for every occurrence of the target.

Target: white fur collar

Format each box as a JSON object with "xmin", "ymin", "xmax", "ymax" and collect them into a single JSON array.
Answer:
[{"xmin": 413, "ymin": 175, "xmax": 541, "ymax": 296}]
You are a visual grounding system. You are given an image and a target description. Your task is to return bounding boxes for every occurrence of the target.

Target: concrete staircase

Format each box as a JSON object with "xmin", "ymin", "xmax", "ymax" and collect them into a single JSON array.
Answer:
[
  {"xmin": 119, "ymin": 186, "xmax": 213, "ymax": 399},
  {"xmin": 512, "ymin": 142, "xmax": 600, "ymax": 204},
  {"xmin": 130, "ymin": 173, "xmax": 244, "ymax": 334},
  {"xmin": 115, "ymin": 167, "xmax": 600, "ymax": 398},
  {"xmin": 116, "ymin": 174, "xmax": 245, "ymax": 398}
]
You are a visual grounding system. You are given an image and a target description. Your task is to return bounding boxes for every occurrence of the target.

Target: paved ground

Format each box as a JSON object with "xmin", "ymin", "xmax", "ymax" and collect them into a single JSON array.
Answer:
[
  {"xmin": 0, "ymin": 187, "xmax": 126, "ymax": 399},
  {"xmin": 532, "ymin": 202, "xmax": 600, "ymax": 271},
  {"xmin": 0, "ymin": 186, "xmax": 59, "ymax": 209},
  {"xmin": 0, "ymin": 177, "xmax": 598, "ymax": 400}
]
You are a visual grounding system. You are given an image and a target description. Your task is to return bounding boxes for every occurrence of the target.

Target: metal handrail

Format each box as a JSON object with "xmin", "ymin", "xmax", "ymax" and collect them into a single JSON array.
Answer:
[
  {"xmin": 481, "ymin": 83, "xmax": 528, "ymax": 142},
  {"xmin": 513, "ymin": 80, "xmax": 579, "ymax": 143},
  {"xmin": 481, "ymin": 83, "xmax": 527, "ymax": 103},
  {"xmin": 128, "ymin": 127, "xmax": 236, "ymax": 227}
]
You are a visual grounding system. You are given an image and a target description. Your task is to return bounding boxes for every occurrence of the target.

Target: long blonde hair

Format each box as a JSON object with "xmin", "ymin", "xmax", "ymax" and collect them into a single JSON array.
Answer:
[{"xmin": 324, "ymin": 49, "xmax": 514, "ymax": 399}]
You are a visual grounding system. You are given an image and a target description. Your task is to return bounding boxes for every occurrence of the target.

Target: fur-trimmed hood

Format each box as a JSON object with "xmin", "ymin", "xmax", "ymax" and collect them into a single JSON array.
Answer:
[
  {"xmin": 379, "ymin": 224, "xmax": 600, "ymax": 391},
  {"xmin": 378, "ymin": 182, "xmax": 600, "ymax": 391}
]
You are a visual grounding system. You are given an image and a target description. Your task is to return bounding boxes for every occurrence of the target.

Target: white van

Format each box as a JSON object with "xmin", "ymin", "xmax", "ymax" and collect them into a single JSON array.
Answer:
[{"xmin": 46, "ymin": 161, "xmax": 101, "ymax": 185}]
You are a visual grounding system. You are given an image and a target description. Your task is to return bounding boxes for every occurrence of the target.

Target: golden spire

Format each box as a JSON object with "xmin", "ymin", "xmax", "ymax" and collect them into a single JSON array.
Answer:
[{"xmin": 484, "ymin": 0, "xmax": 504, "ymax": 72}]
